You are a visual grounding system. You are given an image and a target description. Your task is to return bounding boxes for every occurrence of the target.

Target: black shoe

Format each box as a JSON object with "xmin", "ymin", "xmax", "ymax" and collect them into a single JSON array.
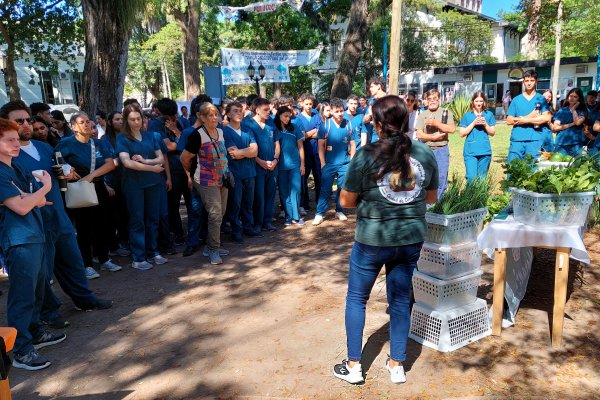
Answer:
[
  {"xmin": 32, "ymin": 329, "xmax": 67, "ymax": 350},
  {"xmin": 182, "ymin": 245, "xmax": 200, "ymax": 257},
  {"xmin": 174, "ymin": 236, "xmax": 185, "ymax": 246},
  {"xmin": 42, "ymin": 316, "xmax": 70, "ymax": 329},
  {"xmin": 231, "ymin": 234, "xmax": 244, "ymax": 243},
  {"xmin": 75, "ymin": 298, "xmax": 113, "ymax": 311},
  {"xmin": 13, "ymin": 350, "xmax": 51, "ymax": 371},
  {"xmin": 164, "ymin": 247, "xmax": 177, "ymax": 255},
  {"xmin": 262, "ymin": 224, "xmax": 277, "ymax": 232},
  {"xmin": 244, "ymin": 229, "xmax": 263, "ymax": 237}
]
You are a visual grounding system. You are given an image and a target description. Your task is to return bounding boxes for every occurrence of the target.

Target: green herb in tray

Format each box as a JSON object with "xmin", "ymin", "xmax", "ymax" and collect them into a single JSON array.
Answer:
[{"xmin": 429, "ymin": 175, "xmax": 492, "ymax": 215}]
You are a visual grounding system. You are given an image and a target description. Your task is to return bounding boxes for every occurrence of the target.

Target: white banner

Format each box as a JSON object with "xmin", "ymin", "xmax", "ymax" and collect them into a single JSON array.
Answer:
[
  {"xmin": 221, "ymin": 63, "xmax": 290, "ymax": 86},
  {"xmin": 219, "ymin": 0, "xmax": 304, "ymax": 19},
  {"xmin": 220, "ymin": 47, "xmax": 321, "ymax": 68}
]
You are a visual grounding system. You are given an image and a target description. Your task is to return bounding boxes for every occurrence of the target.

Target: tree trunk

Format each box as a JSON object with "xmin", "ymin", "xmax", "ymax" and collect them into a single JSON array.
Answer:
[
  {"xmin": 0, "ymin": 25, "xmax": 21, "ymax": 101},
  {"xmin": 173, "ymin": 0, "xmax": 201, "ymax": 100},
  {"xmin": 526, "ymin": 0, "xmax": 541, "ymax": 59},
  {"xmin": 273, "ymin": 82, "xmax": 282, "ymax": 98},
  {"xmin": 330, "ymin": 0, "xmax": 370, "ymax": 99},
  {"xmin": 80, "ymin": 0, "xmax": 131, "ymax": 115}
]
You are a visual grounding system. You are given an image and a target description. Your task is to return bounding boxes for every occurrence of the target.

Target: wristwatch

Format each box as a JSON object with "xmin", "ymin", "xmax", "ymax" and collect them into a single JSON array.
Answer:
[{"xmin": 273, "ymin": 157, "xmax": 279, "ymax": 161}]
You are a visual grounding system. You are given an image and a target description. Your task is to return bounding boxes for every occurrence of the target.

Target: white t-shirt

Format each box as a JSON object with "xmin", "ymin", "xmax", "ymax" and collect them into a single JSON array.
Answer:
[
  {"xmin": 408, "ymin": 110, "xmax": 419, "ymax": 140},
  {"xmin": 21, "ymin": 142, "xmax": 41, "ymax": 161}
]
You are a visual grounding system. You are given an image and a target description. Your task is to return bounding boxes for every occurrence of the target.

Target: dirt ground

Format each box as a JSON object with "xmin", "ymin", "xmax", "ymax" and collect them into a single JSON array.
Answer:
[{"xmin": 1, "ymin": 209, "xmax": 599, "ymax": 400}]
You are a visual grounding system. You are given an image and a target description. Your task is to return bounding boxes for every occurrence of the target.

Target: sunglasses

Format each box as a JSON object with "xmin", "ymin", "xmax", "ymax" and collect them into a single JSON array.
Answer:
[
  {"xmin": 14, "ymin": 117, "xmax": 35, "ymax": 125},
  {"xmin": 405, "ymin": 98, "xmax": 416, "ymax": 102}
]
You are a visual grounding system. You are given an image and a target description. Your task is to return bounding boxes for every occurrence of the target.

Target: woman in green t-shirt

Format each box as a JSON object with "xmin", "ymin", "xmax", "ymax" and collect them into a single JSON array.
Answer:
[{"xmin": 332, "ymin": 95, "xmax": 438, "ymax": 385}]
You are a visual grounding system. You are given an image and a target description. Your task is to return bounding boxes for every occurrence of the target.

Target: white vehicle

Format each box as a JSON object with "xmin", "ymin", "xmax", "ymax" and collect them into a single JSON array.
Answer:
[{"xmin": 51, "ymin": 104, "xmax": 80, "ymax": 122}]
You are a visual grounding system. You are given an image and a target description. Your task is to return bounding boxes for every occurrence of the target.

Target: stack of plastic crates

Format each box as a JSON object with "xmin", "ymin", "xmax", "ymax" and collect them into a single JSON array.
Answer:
[{"xmin": 409, "ymin": 207, "xmax": 491, "ymax": 352}]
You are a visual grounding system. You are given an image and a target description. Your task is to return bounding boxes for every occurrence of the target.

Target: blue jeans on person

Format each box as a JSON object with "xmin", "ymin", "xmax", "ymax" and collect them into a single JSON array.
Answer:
[
  {"xmin": 254, "ymin": 169, "xmax": 277, "ymax": 229},
  {"xmin": 301, "ymin": 152, "xmax": 321, "ymax": 209},
  {"xmin": 464, "ymin": 154, "xmax": 491, "ymax": 183},
  {"xmin": 41, "ymin": 230, "xmax": 98, "ymax": 321},
  {"xmin": 186, "ymin": 187, "xmax": 208, "ymax": 248},
  {"xmin": 345, "ymin": 240, "xmax": 423, "ymax": 362},
  {"xmin": 554, "ymin": 144, "xmax": 582, "ymax": 158},
  {"xmin": 123, "ymin": 183, "xmax": 162, "ymax": 262},
  {"xmin": 5, "ymin": 243, "xmax": 46, "ymax": 355},
  {"xmin": 432, "ymin": 146, "xmax": 449, "ymax": 200},
  {"xmin": 278, "ymin": 167, "xmax": 301, "ymax": 221},
  {"xmin": 507, "ymin": 140, "xmax": 542, "ymax": 164},
  {"xmin": 229, "ymin": 176, "xmax": 256, "ymax": 235},
  {"xmin": 316, "ymin": 163, "xmax": 348, "ymax": 216}
]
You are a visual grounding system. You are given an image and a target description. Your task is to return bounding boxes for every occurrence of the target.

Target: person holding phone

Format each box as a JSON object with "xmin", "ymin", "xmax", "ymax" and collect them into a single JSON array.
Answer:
[{"xmin": 552, "ymin": 88, "xmax": 588, "ymax": 157}]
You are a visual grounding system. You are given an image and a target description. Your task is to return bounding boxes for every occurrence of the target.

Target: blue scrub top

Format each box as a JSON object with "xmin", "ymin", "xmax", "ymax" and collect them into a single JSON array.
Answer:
[
  {"xmin": 276, "ymin": 126, "xmax": 304, "ymax": 170},
  {"xmin": 222, "ymin": 125, "xmax": 257, "ymax": 179},
  {"xmin": 0, "ymin": 162, "xmax": 45, "ymax": 251},
  {"xmin": 55, "ymin": 136, "xmax": 113, "ymax": 180},
  {"xmin": 344, "ymin": 111, "xmax": 365, "ymax": 147},
  {"xmin": 100, "ymin": 133, "xmax": 122, "ymax": 189},
  {"xmin": 587, "ymin": 109, "xmax": 600, "ymax": 151},
  {"xmin": 115, "ymin": 131, "xmax": 163, "ymax": 188},
  {"xmin": 553, "ymin": 107, "xmax": 586, "ymax": 146},
  {"xmin": 241, "ymin": 117, "xmax": 277, "ymax": 175},
  {"xmin": 459, "ymin": 111, "xmax": 495, "ymax": 156},
  {"xmin": 507, "ymin": 93, "xmax": 550, "ymax": 141},
  {"xmin": 177, "ymin": 125, "xmax": 198, "ymax": 152},
  {"xmin": 318, "ymin": 118, "xmax": 357, "ymax": 165},
  {"xmin": 161, "ymin": 130, "xmax": 185, "ymax": 174},
  {"xmin": 13, "ymin": 140, "xmax": 75, "ymax": 235},
  {"xmin": 293, "ymin": 112, "xmax": 321, "ymax": 155}
]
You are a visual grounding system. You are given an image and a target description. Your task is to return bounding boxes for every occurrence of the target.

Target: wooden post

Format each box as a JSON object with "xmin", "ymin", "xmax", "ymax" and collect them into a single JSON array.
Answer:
[
  {"xmin": 552, "ymin": 247, "xmax": 570, "ymax": 348},
  {"xmin": 551, "ymin": 0, "xmax": 563, "ymax": 109},
  {"xmin": 492, "ymin": 249, "xmax": 507, "ymax": 336},
  {"xmin": 388, "ymin": 0, "xmax": 403, "ymax": 95}
]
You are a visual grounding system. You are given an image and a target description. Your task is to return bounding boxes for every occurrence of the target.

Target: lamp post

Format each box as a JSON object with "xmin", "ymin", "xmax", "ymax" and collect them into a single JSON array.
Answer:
[{"xmin": 247, "ymin": 62, "xmax": 266, "ymax": 94}]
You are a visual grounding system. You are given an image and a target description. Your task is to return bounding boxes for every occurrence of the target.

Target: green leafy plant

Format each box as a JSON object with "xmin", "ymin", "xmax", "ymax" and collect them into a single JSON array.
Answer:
[
  {"xmin": 484, "ymin": 192, "xmax": 512, "ymax": 224},
  {"xmin": 429, "ymin": 175, "xmax": 492, "ymax": 215},
  {"xmin": 446, "ymin": 94, "xmax": 471, "ymax": 127}
]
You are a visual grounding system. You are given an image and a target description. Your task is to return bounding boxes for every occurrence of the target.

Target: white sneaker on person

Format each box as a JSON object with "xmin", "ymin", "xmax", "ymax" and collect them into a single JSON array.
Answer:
[
  {"xmin": 148, "ymin": 255, "xmax": 168, "ymax": 265},
  {"xmin": 100, "ymin": 260, "xmax": 122, "ymax": 272},
  {"xmin": 131, "ymin": 261, "xmax": 153, "ymax": 271},
  {"xmin": 335, "ymin": 212, "xmax": 348, "ymax": 221},
  {"xmin": 299, "ymin": 207, "xmax": 307, "ymax": 216},
  {"xmin": 85, "ymin": 267, "xmax": 100, "ymax": 279},
  {"xmin": 332, "ymin": 359, "xmax": 364, "ymax": 384},
  {"xmin": 385, "ymin": 360, "xmax": 406, "ymax": 384},
  {"xmin": 312, "ymin": 215, "xmax": 324, "ymax": 226}
]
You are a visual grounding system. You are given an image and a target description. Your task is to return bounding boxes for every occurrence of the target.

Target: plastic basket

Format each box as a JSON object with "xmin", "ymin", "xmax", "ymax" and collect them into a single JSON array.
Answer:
[
  {"xmin": 511, "ymin": 188, "xmax": 595, "ymax": 227},
  {"xmin": 417, "ymin": 241, "xmax": 482, "ymax": 280},
  {"xmin": 409, "ymin": 298, "xmax": 491, "ymax": 353},
  {"xmin": 412, "ymin": 270, "xmax": 481, "ymax": 311},
  {"xmin": 537, "ymin": 161, "xmax": 569, "ymax": 170},
  {"xmin": 425, "ymin": 208, "xmax": 487, "ymax": 245}
]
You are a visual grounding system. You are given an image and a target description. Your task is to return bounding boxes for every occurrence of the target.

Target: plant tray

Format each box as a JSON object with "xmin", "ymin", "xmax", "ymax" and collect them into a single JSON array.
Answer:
[
  {"xmin": 412, "ymin": 270, "xmax": 481, "ymax": 311},
  {"xmin": 425, "ymin": 208, "xmax": 487, "ymax": 245},
  {"xmin": 417, "ymin": 241, "xmax": 482, "ymax": 280},
  {"xmin": 511, "ymin": 188, "xmax": 595, "ymax": 227}
]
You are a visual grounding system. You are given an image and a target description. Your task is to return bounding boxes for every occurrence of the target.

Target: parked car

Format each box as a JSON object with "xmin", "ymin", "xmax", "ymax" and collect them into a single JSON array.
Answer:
[{"xmin": 51, "ymin": 104, "xmax": 80, "ymax": 122}]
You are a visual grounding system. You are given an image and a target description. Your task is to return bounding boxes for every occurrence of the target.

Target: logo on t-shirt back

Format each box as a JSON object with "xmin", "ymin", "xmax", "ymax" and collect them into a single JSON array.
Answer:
[{"xmin": 377, "ymin": 158, "xmax": 425, "ymax": 204}]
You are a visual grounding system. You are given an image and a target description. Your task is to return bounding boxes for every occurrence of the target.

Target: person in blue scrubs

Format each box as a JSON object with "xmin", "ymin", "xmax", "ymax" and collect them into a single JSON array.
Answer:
[
  {"xmin": 312, "ymin": 98, "xmax": 357, "ymax": 226},
  {"xmin": 552, "ymin": 88, "xmax": 588, "ymax": 157},
  {"xmin": 116, "ymin": 105, "xmax": 168, "ymax": 270},
  {"xmin": 586, "ymin": 104, "xmax": 600, "ymax": 154},
  {"xmin": 293, "ymin": 94, "xmax": 321, "ymax": 212},
  {"xmin": 540, "ymin": 90, "xmax": 556, "ymax": 152},
  {"xmin": 275, "ymin": 106, "xmax": 305, "ymax": 225},
  {"xmin": 241, "ymin": 98, "xmax": 280, "ymax": 232},
  {"xmin": 506, "ymin": 70, "xmax": 552, "ymax": 163},
  {"xmin": 223, "ymin": 101, "xmax": 259, "ymax": 242},
  {"xmin": 344, "ymin": 95, "xmax": 365, "ymax": 149},
  {"xmin": 56, "ymin": 112, "xmax": 121, "ymax": 279},
  {"xmin": 0, "ymin": 117, "xmax": 65, "ymax": 370},
  {"xmin": 357, "ymin": 96, "xmax": 369, "ymax": 115},
  {"xmin": 459, "ymin": 91, "xmax": 496, "ymax": 182}
]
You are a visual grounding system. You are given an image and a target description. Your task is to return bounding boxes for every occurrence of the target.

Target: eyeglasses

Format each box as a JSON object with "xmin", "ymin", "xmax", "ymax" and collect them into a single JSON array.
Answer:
[
  {"xmin": 13, "ymin": 117, "xmax": 35, "ymax": 125},
  {"xmin": 405, "ymin": 98, "xmax": 416, "ymax": 103}
]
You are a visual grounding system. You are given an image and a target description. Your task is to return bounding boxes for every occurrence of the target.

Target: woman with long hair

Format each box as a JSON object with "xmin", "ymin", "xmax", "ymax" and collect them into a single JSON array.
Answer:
[
  {"xmin": 541, "ymin": 90, "xmax": 556, "ymax": 152},
  {"xmin": 332, "ymin": 96, "xmax": 438, "ymax": 385},
  {"xmin": 586, "ymin": 102, "xmax": 600, "ymax": 154},
  {"xmin": 115, "ymin": 105, "xmax": 168, "ymax": 271},
  {"xmin": 274, "ymin": 106, "xmax": 305, "ymax": 225},
  {"xmin": 50, "ymin": 110, "xmax": 74, "ymax": 138},
  {"xmin": 319, "ymin": 101, "xmax": 331, "ymax": 123},
  {"xmin": 553, "ymin": 88, "xmax": 588, "ymax": 157},
  {"xmin": 458, "ymin": 90, "xmax": 496, "ymax": 182},
  {"xmin": 406, "ymin": 90, "xmax": 420, "ymax": 140}
]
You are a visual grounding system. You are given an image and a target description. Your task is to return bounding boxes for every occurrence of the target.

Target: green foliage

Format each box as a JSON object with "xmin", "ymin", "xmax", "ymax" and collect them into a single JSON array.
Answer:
[
  {"xmin": 429, "ymin": 174, "xmax": 492, "ymax": 214},
  {"xmin": 446, "ymin": 94, "xmax": 471, "ymax": 127},
  {"xmin": 484, "ymin": 192, "xmax": 512, "ymax": 223},
  {"xmin": 437, "ymin": 10, "xmax": 495, "ymax": 66}
]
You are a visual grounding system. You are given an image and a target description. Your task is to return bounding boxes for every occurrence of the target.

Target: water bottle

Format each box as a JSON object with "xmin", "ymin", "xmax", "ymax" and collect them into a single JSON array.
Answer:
[
  {"xmin": 53, "ymin": 152, "xmax": 68, "ymax": 192},
  {"xmin": 533, "ymin": 103, "xmax": 541, "ymax": 129}
]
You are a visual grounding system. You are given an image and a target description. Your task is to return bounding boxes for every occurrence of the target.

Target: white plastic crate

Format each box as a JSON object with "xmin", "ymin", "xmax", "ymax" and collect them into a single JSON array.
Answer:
[
  {"xmin": 537, "ymin": 160, "xmax": 569, "ymax": 170},
  {"xmin": 409, "ymin": 298, "xmax": 491, "ymax": 353},
  {"xmin": 417, "ymin": 241, "xmax": 482, "ymax": 280},
  {"xmin": 511, "ymin": 188, "xmax": 595, "ymax": 227},
  {"xmin": 412, "ymin": 270, "xmax": 481, "ymax": 311},
  {"xmin": 425, "ymin": 208, "xmax": 487, "ymax": 246}
]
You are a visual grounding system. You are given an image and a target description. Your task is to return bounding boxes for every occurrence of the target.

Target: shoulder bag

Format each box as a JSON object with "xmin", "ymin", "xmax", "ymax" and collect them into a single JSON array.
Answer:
[{"xmin": 65, "ymin": 140, "xmax": 99, "ymax": 208}]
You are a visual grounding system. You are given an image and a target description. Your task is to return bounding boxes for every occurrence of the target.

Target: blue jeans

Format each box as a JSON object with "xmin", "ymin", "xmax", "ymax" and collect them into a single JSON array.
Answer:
[
  {"xmin": 187, "ymin": 186, "xmax": 208, "ymax": 248},
  {"xmin": 464, "ymin": 154, "xmax": 491, "ymax": 182},
  {"xmin": 123, "ymin": 183, "xmax": 162, "ymax": 262},
  {"xmin": 432, "ymin": 146, "xmax": 449, "ymax": 200},
  {"xmin": 6, "ymin": 243, "xmax": 46, "ymax": 355},
  {"xmin": 301, "ymin": 152, "xmax": 321, "ymax": 209},
  {"xmin": 278, "ymin": 168, "xmax": 302, "ymax": 221},
  {"xmin": 507, "ymin": 140, "xmax": 542, "ymax": 164},
  {"xmin": 345, "ymin": 241, "xmax": 423, "ymax": 362},
  {"xmin": 316, "ymin": 163, "xmax": 348, "ymax": 216},
  {"xmin": 254, "ymin": 170, "xmax": 277, "ymax": 229},
  {"xmin": 554, "ymin": 144, "xmax": 582, "ymax": 158},
  {"xmin": 229, "ymin": 176, "xmax": 256, "ymax": 235}
]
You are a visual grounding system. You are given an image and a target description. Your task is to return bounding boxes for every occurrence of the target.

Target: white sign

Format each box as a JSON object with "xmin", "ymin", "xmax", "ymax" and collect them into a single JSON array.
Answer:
[
  {"xmin": 220, "ymin": 47, "xmax": 321, "ymax": 68},
  {"xmin": 219, "ymin": 0, "xmax": 304, "ymax": 19},
  {"xmin": 221, "ymin": 63, "xmax": 290, "ymax": 86}
]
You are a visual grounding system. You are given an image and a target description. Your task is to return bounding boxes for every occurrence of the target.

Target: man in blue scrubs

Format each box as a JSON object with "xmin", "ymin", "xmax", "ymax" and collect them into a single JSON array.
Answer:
[
  {"xmin": 312, "ymin": 98, "xmax": 357, "ymax": 226},
  {"xmin": 506, "ymin": 70, "xmax": 552, "ymax": 163},
  {"xmin": 293, "ymin": 94, "xmax": 321, "ymax": 212},
  {"xmin": 344, "ymin": 95, "xmax": 365, "ymax": 149}
]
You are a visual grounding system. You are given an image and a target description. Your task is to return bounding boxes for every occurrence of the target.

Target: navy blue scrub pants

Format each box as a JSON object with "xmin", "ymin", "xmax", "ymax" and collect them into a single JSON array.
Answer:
[
  {"xmin": 316, "ymin": 162, "xmax": 348, "ymax": 216},
  {"xmin": 123, "ymin": 183, "xmax": 162, "ymax": 262},
  {"xmin": 186, "ymin": 187, "xmax": 208, "ymax": 248},
  {"xmin": 229, "ymin": 176, "xmax": 255, "ymax": 236},
  {"xmin": 6, "ymin": 243, "xmax": 46, "ymax": 356},
  {"xmin": 157, "ymin": 179, "xmax": 172, "ymax": 251},
  {"xmin": 254, "ymin": 169, "xmax": 277, "ymax": 229},
  {"xmin": 301, "ymin": 152, "xmax": 321, "ymax": 209},
  {"xmin": 278, "ymin": 167, "xmax": 301, "ymax": 221},
  {"xmin": 167, "ymin": 171, "xmax": 191, "ymax": 240}
]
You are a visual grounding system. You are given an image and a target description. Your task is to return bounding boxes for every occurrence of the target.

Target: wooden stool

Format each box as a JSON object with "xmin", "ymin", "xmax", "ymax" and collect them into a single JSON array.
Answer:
[{"xmin": 0, "ymin": 327, "xmax": 17, "ymax": 400}]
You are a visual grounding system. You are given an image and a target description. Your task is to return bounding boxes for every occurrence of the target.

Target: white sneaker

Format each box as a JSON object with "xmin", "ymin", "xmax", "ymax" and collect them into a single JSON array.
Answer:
[
  {"xmin": 385, "ymin": 360, "xmax": 406, "ymax": 384},
  {"xmin": 312, "ymin": 215, "xmax": 324, "ymax": 226},
  {"xmin": 333, "ymin": 359, "xmax": 364, "ymax": 384},
  {"xmin": 148, "ymin": 254, "xmax": 168, "ymax": 265},
  {"xmin": 299, "ymin": 207, "xmax": 307, "ymax": 217},
  {"xmin": 100, "ymin": 260, "xmax": 122, "ymax": 272},
  {"xmin": 335, "ymin": 212, "xmax": 348, "ymax": 221},
  {"xmin": 85, "ymin": 267, "xmax": 100, "ymax": 279},
  {"xmin": 132, "ymin": 261, "xmax": 153, "ymax": 271}
]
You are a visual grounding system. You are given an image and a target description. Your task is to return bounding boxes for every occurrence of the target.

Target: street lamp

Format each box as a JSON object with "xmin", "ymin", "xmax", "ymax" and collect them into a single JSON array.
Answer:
[{"xmin": 247, "ymin": 62, "xmax": 266, "ymax": 94}]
